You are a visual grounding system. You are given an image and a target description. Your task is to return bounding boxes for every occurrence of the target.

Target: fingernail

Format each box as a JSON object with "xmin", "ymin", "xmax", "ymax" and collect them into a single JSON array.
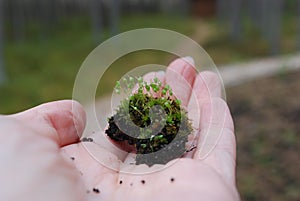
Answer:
[{"xmin": 183, "ymin": 56, "xmax": 195, "ymax": 66}]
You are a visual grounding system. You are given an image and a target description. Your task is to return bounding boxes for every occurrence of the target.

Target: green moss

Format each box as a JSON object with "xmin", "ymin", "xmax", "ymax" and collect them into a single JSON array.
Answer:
[{"xmin": 105, "ymin": 77, "xmax": 193, "ymax": 166}]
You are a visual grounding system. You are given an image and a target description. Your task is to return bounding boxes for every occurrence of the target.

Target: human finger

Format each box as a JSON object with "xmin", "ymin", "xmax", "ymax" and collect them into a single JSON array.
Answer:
[
  {"xmin": 165, "ymin": 57, "xmax": 197, "ymax": 107},
  {"xmin": 11, "ymin": 100, "xmax": 86, "ymax": 147},
  {"xmin": 185, "ymin": 71, "xmax": 222, "ymax": 157}
]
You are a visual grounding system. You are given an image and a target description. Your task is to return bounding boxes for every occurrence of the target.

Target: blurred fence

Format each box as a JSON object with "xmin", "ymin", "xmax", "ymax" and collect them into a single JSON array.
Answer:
[
  {"xmin": 217, "ymin": 0, "xmax": 285, "ymax": 55},
  {"xmin": 0, "ymin": 0, "xmax": 299, "ymax": 84},
  {"xmin": 0, "ymin": 0, "xmax": 298, "ymax": 48},
  {"xmin": 0, "ymin": 0, "xmax": 6, "ymax": 84},
  {"xmin": 0, "ymin": 0, "xmax": 188, "ymax": 42},
  {"xmin": 0, "ymin": 0, "xmax": 189, "ymax": 84}
]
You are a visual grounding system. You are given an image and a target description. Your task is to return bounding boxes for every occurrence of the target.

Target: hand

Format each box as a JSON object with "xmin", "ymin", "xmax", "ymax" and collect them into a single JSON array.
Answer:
[
  {"xmin": 0, "ymin": 100, "xmax": 86, "ymax": 201},
  {"xmin": 64, "ymin": 57, "xmax": 240, "ymax": 200},
  {"xmin": 0, "ymin": 58, "xmax": 240, "ymax": 201}
]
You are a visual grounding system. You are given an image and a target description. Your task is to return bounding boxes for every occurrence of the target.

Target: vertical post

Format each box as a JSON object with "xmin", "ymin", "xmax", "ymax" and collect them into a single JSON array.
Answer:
[
  {"xmin": 109, "ymin": 0, "xmax": 120, "ymax": 36},
  {"xmin": 229, "ymin": 0, "xmax": 242, "ymax": 41},
  {"xmin": 261, "ymin": 0, "xmax": 283, "ymax": 55},
  {"xmin": 37, "ymin": 0, "xmax": 57, "ymax": 40},
  {"xmin": 247, "ymin": 0, "xmax": 261, "ymax": 28},
  {"xmin": 89, "ymin": 0, "xmax": 103, "ymax": 44},
  {"xmin": 178, "ymin": 0, "xmax": 189, "ymax": 16},
  {"xmin": 12, "ymin": 0, "xmax": 25, "ymax": 42},
  {"xmin": 160, "ymin": 0, "xmax": 173, "ymax": 14},
  {"xmin": 260, "ymin": 0, "xmax": 269, "ymax": 39},
  {"xmin": 297, "ymin": 0, "xmax": 300, "ymax": 50},
  {"xmin": 217, "ymin": 0, "xmax": 228, "ymax": 23},
  {"xmin": 0, "ymin": 0, "xmax": 6, "ymax": 84},
  {"xmin": 47, "ymin": 0, "xmax": 58, "ymax": 30},
  {"xmin": 268, "ymin": 0, "xmax": 282, "ymax": 55}
]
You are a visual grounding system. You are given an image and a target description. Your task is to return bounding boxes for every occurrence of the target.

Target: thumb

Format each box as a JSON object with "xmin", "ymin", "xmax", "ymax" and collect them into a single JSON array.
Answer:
[
  {"xmin": 0, "ymin": 100, "xmax": 86, "ymax": 201},
  {"xmin": 11, "ymin": 100, "xmax": 86, "ymax": 147}
]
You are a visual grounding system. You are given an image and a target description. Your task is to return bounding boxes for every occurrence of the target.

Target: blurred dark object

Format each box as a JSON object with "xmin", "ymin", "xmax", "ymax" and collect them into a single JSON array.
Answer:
[
  {"xmin": 298, "ymin": 0, "xmax": 300, "ymax": 50},
  {"xmin": 121, "ymin": 0, "xmax": 159, "ymax": 13},
  {"xmin": 259, "ymin": 0, "xmax": 283, "ymax": 55},
  {"xmin": 89, "ymin": 0, "xmax": 121, "ymax": 43},
  {"xmin": 229, "ymin": 0, "xmax": 242, "ymax": 41},
  {"xmin": 3, "ymin": 0, "xmax": 121, "ymax": 44},
  {"xmin": 5, "ymin": 0, "xmax": 86, "ymax": 42},
  {"xmin": 0, "ymin": 0, "xmax": 6, "ymax": 84},
  {"xmin": 89, "ymin": 0, "xmax": 103, "ymax": 44},
  {"xmin": 160, "ymin": 0, "xmax": 189, "ymax": 15},
  {"xmin": 191, "ymin": 0, "xmax": 217, "ymax": 17},
  {"xmin": 109, "ymin": 0, "xmax": 121, "ymax": 36},
  {"xmin": 192, "ymin": 0, "xmax": 285, "ymax": 55},
  {"xmin": 10, "ymin": 0, "xmax": 25, "ymax": 42},
  {"xmin": 217, "ymin": 0, "xmax": 284, "ymax": 55}
]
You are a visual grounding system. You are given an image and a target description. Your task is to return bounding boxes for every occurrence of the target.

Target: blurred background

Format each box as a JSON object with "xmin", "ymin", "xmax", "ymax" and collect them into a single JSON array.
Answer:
[{"xmin": 0, "ymin": 0, "xmax": 299, "ymax": 200}]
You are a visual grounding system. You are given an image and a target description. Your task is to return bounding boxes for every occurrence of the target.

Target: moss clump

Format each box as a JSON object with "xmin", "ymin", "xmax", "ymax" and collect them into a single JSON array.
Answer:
[{"xmin": 105, "ymin": 77, "xmax": 193, "ymax": 166}]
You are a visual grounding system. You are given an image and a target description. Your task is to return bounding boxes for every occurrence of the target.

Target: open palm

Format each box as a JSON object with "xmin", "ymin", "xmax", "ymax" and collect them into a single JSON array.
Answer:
[
  {"xmin": 3, "ymin": 58, "xmax": 239, "ymax": 201},
  {"xmin": 63, "ymin": 58, "xmax": 240, "ymax": 200}
]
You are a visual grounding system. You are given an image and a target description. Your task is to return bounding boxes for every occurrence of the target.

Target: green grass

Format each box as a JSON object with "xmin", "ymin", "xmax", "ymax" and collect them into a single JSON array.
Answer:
[
  {"xmin": 200, "ymin": 15, "xmax": 298, "ymax": 65},
  {"xmin": 0, "ymin": 12, "xmax": 298, "ymax": 114},
  {"xmin": 0, "ymin": 14, "xmax": 196, "ymax": 114}
]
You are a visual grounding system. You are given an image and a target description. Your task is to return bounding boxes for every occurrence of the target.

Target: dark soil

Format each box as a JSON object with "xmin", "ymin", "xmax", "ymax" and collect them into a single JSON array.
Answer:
[
  {"xmin": 105, "ymin": 93, "xmax": 192, "ymax": 166},
  {"xmin": 227, "ymin": 71, "xmax": 300, "ymax": 201}
]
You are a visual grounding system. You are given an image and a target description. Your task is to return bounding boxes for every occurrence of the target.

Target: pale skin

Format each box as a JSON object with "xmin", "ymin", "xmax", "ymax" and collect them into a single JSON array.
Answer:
[{"xmin": 0, "ymin": 58, "xmax": 240, "ymax": 201}]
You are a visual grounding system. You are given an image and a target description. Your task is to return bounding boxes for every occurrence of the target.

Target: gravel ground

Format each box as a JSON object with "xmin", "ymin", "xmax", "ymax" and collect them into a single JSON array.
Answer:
[{"xmin": 227, "ymin": 71, "xmax": 300, "ymax": 201}]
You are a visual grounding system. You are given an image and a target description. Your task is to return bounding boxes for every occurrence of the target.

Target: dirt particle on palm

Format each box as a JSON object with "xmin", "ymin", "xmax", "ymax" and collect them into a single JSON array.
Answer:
[{"xmin": 92, "ymin": 188, "xmax": 100, "ymax": 194}]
